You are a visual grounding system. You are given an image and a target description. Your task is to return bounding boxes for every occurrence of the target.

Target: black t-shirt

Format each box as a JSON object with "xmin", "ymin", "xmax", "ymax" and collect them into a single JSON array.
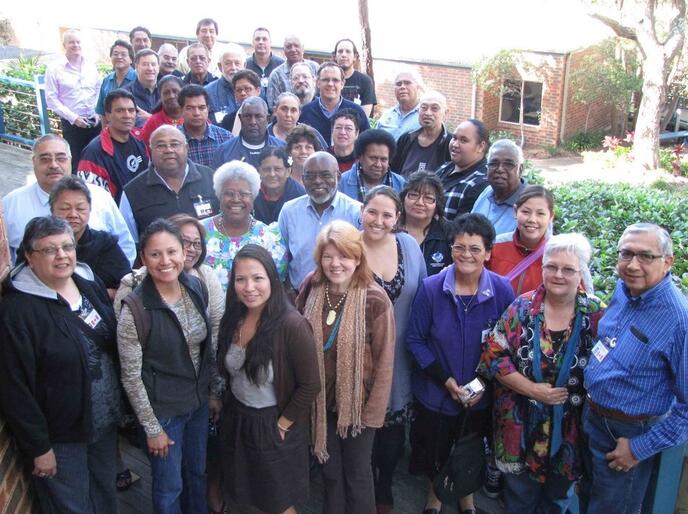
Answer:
[
  {"xmin": 112, "ymin": 137, "xmax": 146, "ymax": 188},
  {"xmin": 342, "ymin": 70, "xmax": 377, "ymax": 106},
  {"xmin": 400, "ymin": 137, "xmax": 443, "ymax": 176}
]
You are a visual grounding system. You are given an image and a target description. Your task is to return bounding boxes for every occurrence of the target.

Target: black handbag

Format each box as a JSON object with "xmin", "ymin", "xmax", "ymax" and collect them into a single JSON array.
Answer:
[{"xmin": 432, "ymin": 409, "xmax": 487, "ymax": 503}]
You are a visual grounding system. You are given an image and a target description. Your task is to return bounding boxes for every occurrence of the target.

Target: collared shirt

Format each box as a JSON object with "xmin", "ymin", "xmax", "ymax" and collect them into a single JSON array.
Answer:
[
  {"xmin": 338, "ymin": 162, "xmax": 406, "ymax": 202},
  {"xmin": 377, "ymin": 103, "xmax": 421, "ymax": 141},
  {"xmin": 472, "ymin": 180, "xmax": 527, "ymax": 235},
  {"xmin": 180, "ymin": 123, "xmax": 234, "ymax": 167},
  {"xmin": 205, "ymin": 76, "xmax": 238, "ymax": 122},
  {"xmin": 278, "ymin": 192, "xmax": 362, "ymax": 289},
  {"xmin": 123, "ymin": 79, "xmax": 160, "ymax": 127},
  {"xmin": 245, "ymin": 53, "xmax": 286, "ymax": 97},
  {"xmin": 318, "ymin": 97, "xmax": 343, "ymax": 119},
  {"xmin": 437, "ymin": 158, "xmax": 489, "ymax": 220},
  {"xmin": 266, "ymin": 59, "xmax": 319, "ymax": 108},
  {"xmin": 44, "ymin": 56, "xmax": 102, "ymax": 124},
  {"xmin": 182, "ymin": 72, "xmax": 217, "ymax": 87},
  {"xmin": 96, "ymin": 68, "xmax": 137, "ymax": 115},
  {"xmin": 2, "ymin": 181, "xmax": 135, "ymax": 265},
  {"xmin": 212, "ymin": 133, "xmax": 284, "ymax": 169},
  {"xmin": 584, "ymin": 275, "xmax": 688, "ymax": 461},
  {"xmin": 299, "ymin": 97, "xmax": 370, "ymax": 145}
]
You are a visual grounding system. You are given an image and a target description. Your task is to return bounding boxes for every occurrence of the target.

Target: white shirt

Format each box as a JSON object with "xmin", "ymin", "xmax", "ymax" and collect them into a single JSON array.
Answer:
[{"xmin": 2, "ymin": 181, "xmax": 136, "ymax": 265}]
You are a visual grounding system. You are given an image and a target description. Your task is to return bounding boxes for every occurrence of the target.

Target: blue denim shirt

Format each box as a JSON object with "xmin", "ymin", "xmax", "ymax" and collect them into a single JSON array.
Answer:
[
  {"xmin": 407, "ymin": 265, "xmax": 515, "ymax": 415},
  {"xmin": 584, "ymin": 274, "xmax": 688, "ymax": 460},
  {"xmin": 338, "ymin": 163, "xmax": 406, "ymax": 202}
]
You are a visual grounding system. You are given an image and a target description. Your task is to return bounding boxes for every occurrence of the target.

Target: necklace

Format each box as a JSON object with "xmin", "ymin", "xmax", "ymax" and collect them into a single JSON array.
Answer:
[
  {"xmin": 456, "ymin": 288, "xmax": 478, "ymax": 312},
  {"xmin": 216, "ymin": 214, "xmax": 255, "ymax": 237},
  {"xmin": 325, "ymin": 283, "xmax": 348, "ymax": 326}
]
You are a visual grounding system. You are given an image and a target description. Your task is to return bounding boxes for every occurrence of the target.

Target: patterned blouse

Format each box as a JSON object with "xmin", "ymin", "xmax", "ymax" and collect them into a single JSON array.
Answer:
[
  {"xmin": 202, "ymin": 216, "xmax": 289, "ymax": 291},
  {"xmin": 477, "ymin": 285, "xmax": 604, "ymax": 482}
]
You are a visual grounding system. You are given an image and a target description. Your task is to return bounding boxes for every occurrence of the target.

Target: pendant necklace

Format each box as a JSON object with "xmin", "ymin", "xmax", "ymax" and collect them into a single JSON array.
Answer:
[
  {"xmin": 325, "ymin": 283, "xmax": 348, "ymax": 326},
  {"xmin": 457, "ymin": 287, "xmax": 478, "ymax": 312}
]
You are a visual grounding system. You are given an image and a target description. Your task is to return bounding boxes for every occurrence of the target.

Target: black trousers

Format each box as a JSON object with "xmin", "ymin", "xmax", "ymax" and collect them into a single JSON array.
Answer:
[
  {"xmin": 321, "ymin": 415, "xmax": 376, "ymax": 514},
  {"xmin": 372, "ymin": 423, "xmax": 406, "ymax": 506},
  {"xmin": 60, "ymin": 118, "xmax": 100, "ymax": 172}
]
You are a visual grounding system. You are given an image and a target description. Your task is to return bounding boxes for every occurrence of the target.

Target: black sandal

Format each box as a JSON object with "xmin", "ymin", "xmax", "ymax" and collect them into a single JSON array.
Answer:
[{"xmin": 116, "ymin": 469, "xmax": 133, "ymax": 492}]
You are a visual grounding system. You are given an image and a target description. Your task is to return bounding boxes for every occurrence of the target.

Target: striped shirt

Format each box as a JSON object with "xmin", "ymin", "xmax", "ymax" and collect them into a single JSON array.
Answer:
[
  {"xmin": 436, "ymin": 158, "xmax": 489, "ymax": 221},
  {"xmin": 181, "ymin": 123, "xmax": 234, "ymax": 168},
  {"xmin": 584, "ymin": 274, "xmax": 688, "ymax": 460}
]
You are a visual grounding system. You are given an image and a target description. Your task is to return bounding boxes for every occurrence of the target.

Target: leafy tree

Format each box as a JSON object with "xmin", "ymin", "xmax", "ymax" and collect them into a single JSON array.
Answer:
[{"xmin": 588, "ymin": 0, "xmax": 686, "ymax": 169}]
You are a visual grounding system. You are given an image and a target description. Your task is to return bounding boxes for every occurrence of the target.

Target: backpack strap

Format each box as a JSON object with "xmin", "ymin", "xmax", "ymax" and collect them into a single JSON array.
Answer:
[{"xmin": 122, "ymin": 292, "xmax": 150, "ymax": 351}]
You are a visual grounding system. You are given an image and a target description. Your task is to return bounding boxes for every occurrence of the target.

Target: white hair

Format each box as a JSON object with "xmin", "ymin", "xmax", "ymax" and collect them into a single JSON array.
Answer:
[
  {"xmin": 488, "ymin": 139, "xmax": 524, "ymax": 165},
  {"xmin": 619, "ymin": 223, "xmax": 673, "ymax": 257},
  {"xmin": 419, "ymin": 90, "xmax": 446, "ymax": 109},
  {"xmin": 544, "ymin": 233, "xmax": 594, "ymax": 293},
  {"xmin": 220, "ymin": 43, "xmax": 246, "ymax": 60},
  {"xmin": 213, "ymin": 160, "xmax": 261, "ymax": 199}
]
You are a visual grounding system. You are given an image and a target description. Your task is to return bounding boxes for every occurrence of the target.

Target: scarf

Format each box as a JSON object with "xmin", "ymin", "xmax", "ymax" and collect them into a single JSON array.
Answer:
[{"xmin": 303, "ymin": 281, "xmax": 368, "ymax": 463}]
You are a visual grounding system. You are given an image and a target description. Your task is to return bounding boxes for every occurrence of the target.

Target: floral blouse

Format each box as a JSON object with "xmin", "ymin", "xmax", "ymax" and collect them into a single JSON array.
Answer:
[
  {"xmin": 477, "ymin": 285, "xmax": 604, "ymax": 482},
  {"xmin": 202, "ymin": 216, "xmax": 289, "ymax": 291}
]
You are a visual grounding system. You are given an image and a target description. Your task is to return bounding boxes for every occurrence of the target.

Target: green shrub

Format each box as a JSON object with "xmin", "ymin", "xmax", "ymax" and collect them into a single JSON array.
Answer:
[
  {"xmin": 658, "ymin": 147, "xmax": 688, "ymax": 176},
  {"xmin": 553, "ymin": 181, "xmax": 688, "ymax": 301},
  {"xmin": 562, "ymin": 130, "xmax": 605, "ymax": 153},
  {"xmin": 489, "ymin": 130, "xmax": 518, "ymax": 144}
]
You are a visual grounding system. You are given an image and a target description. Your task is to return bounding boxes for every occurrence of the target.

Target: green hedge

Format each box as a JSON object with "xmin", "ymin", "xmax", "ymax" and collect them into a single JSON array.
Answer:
[{"xmin": 552, "ymin": 181, "xmax": 688, "ymax": 301}]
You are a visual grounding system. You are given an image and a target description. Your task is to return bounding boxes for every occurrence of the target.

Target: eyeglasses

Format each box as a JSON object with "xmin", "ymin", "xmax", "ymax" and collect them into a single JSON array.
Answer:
[
  {"xmin": 182, "ymin": 239, "xmax": 203, "ymax": 251},
  {"xmin": 319, "ymin": 77, "xmax": 342, "ymax": 84},
  {"xmin": 38, "ymin": 154, "xmax": 70, "ymax": 164},
  {"xmin": 406, "ymin": 191, "xmax": 436, "ymax": 204},
  {"xmin": 450, "ymin": 244, "xmax": 485, "ymax": 255},
  {"xmin": 618, "ymin": 249, "xmax": 664, "ymax": 264},
  {"xmin": 152, "ymin": 141, "xmax": 184, "ymax": 151},
  {"xmin": 222, "ymin": 189, "xmax": 253, "ymax": 200},
  {"xmin": 487, "ymin": 160, "xmax": 518, "ymax": 172},
  {"xmin": 32, "ymin": 242, "xmax": 76, "ymax": 256},
  {"xmin": 235, "ymin": 86, "xmax": 257, "ymax": 95},
  {"xmin": 543, "ymin": 264, "xmax": 580, "ymax": 277},
  {"xmin": 189, "ymin": 55, "xmax": 208, "ymax": 62},
  {"xmin": 303, "ymin": 171, "xmax": 336, "ymax": 181}
]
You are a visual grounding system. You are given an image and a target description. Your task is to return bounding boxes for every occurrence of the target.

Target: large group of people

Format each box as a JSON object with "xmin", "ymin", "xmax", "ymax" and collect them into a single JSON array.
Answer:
[{"xmin": 0, "ymin": 18, "xmax": 686, "ymax": 514}]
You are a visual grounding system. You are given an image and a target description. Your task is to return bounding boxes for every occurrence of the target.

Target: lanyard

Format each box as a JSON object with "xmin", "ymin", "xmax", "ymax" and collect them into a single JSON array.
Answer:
[{"xmin": 532, "ymin": 309, "xmax": 583, "ymax": 457}]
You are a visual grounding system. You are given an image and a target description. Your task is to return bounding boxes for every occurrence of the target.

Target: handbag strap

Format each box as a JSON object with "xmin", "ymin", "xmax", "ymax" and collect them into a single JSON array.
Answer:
[{"xmin": 505, "ymin": 243, "xmax": 545, "ymax": 282}]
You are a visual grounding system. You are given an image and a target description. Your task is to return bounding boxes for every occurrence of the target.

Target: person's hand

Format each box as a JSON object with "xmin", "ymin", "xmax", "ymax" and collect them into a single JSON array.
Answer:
[
  {"xmin": 606, "ymin": 437, "xmax": 639, "ymax": 472},
  {"xmin": 147, "ymin": 431, "xmax": 175, "ymax": 458},
  {"xmin": 73, "ymin": 116, "xmax": 90, "ymax": 128},
  {"xmin": 33, "ymin": 449, "xmax": 57, "ymax": 478},
  {"xmin": 137, "ymin": 108, "xmax": 152, "ymax": 120},
  {"xmin": 445, "ymin": 377, "xmax": 462, "ymax": 402},
  {"xmin": 457, "ymin": 384, "xmax": 485, "ymax": 407},
  {"xmin": 209, "ymin": 398, "xmax": 222, "ymax": 423},
  {"xmin": 528, "ymin": 383, "xmax": 569, "ymax": 406}
]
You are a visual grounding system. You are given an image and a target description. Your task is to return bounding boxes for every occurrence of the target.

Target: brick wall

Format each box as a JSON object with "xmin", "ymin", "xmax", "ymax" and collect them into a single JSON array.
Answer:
[
  {"xmin": 562, "ymin": 47, "xmax": 613, "ymax": 140},
  {"xmin": 0, "ymin": 204, "xmax": 37, "ymax": 514}
]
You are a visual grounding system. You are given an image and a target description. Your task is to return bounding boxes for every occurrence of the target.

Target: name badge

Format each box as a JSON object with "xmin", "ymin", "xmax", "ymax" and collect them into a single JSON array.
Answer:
[
  {"xmin": 82, "ymin": 308, "xmax": 102, "ymax": 329},
  {"xmin": 194, "ymin": 196, "xmax": 213, "ymax": 218},
  {"xmin": 214, "ymin": 111, "xmax": 226, "ymax": 123},
  {"xmin": 260, "ymin": 77, "xmax": 269, "ymax": 88},
  {"xmin": 481, "ymin": 328, "xmax": 491, "ymax": 343},
  {"xmin": 592, "ymin": 340, "xmax": 609, "ymax": 363}
]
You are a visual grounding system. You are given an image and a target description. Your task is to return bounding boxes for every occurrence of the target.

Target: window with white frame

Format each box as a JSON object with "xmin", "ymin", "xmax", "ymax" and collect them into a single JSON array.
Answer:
[{"xmin": 499, "ymin": 79, "xmax": 543, "ymax": 126}]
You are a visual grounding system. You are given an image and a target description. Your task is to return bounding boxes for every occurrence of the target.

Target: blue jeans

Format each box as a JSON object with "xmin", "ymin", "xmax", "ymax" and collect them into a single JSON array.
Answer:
[
  {"xmin": 581, "ymin": 402, "xmax": 658, "ymax": 514},
  {"xmin": 148, "ymin": 403, "xmax": 209, "ymax": 514},
  {"xmin": 503, "ymin": 472, "xmax": 574, "ymax": 514},
  {"xmin": 32, "ymin": 425, "xmax": 117, "ymax": 514}
]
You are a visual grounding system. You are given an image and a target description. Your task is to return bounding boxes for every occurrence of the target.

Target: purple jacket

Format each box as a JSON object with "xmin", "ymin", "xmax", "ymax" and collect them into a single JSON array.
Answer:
[{"xmin": 406, "ymin": 265, "xmax": 515, "ymax": 415}]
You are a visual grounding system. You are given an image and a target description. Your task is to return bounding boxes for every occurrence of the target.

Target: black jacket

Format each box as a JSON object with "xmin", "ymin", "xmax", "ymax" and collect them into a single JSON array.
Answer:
[
  {"xmin": 0, "ymin": 264, "xmax": 117, "ymax": 459},
  {"xmin": 128, "ymin": 271, "xmax": 211, "ymax": 420},
  {"xmin": 391, "ymin": 124, "xmax": 452, "ymax": 175},
  {"xmin": 123, "ymin": 160, "xmax": 219, "ymax": 239},
  {"xmin": 419, "ymin": 218, "xmax": 452, "ymax": 277},
  {"xmin": 77, "ymin": 226, "xmax": 131, "ymax": 289}
]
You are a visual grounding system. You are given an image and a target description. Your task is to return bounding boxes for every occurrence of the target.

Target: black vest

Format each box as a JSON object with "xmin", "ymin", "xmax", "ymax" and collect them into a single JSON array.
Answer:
[
  {"xmin": 123, "ymin": 161, "xmax": 219, "ymax": 239},
  {"xmin": 133, "ymin": 272, "xmax": 211, "ymax": 419}
]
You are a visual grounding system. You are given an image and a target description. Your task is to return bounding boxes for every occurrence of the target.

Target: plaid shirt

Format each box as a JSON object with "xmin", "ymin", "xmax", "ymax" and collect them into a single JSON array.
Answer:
[
  {"xmin": 436, "ymin": 158, "xmax": 489, "ymax": 220},
  {"xmin": 181, "ymin": 123, "xmax": 234, "ymax": 168}
]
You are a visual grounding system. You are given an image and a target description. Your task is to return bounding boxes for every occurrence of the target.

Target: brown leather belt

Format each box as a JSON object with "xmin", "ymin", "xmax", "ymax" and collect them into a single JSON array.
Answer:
[{"xmin": 586, "ymin": 396, "xmax": 652, "ymax": 422}]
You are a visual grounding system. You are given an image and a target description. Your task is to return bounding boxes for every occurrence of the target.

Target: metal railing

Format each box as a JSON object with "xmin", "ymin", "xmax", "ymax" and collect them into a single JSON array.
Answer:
[{"xmin": 0, "ymin": 74, "xmax": 56, "ymax": 146}]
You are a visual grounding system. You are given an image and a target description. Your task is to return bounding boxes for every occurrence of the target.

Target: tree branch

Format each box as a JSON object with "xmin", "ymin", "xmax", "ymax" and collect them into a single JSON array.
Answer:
[{"xmin": 590, "ymin": 12, "xmax": 638, "ymax": 40}]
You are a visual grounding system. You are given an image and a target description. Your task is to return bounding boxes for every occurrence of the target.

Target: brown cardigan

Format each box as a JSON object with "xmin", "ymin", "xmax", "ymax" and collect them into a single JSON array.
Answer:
[
  {"xmin": 296, "ymin": 278, "xmax": 396, "ymax": 429},
  {"xmin": 221, "ymin": 308, "xmax": 322, "ymax": 426}
]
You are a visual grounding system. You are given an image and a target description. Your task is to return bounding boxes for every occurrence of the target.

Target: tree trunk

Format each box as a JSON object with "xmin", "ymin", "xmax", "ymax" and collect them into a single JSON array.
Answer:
[
  {"xmin": 519, "ymin": 79, "xmax": 525, "ymax": 147},
  {"xmin": 660, "ymin": 94, "xmax": 680, "ymax": 131},
  {"xmin": 358, "ymin": 0, "xmax": 374, "ymax": 79},
  {"xmin": 633, "ymin": 49, "xmax": 668, "ymax": 169}
]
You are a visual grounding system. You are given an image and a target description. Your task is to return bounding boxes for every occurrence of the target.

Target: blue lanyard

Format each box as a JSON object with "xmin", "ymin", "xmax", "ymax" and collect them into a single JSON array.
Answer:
[{"xmin": 532, "ymin": 309, "xmax": 583, "ymax": 457}]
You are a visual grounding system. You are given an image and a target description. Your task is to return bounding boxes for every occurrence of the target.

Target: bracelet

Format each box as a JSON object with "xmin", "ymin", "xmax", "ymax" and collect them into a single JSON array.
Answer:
[{"xmin": 277, "ymin": 422, "xmax": 290, "ymax": 432}]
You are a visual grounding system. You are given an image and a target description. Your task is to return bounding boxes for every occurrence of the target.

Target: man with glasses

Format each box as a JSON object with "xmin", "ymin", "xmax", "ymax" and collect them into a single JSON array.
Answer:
[
  {"xmin": 2, "ymin": 134, "xmax": 135, "ymax": 265},
  {"xmin": 178, "ymin": 18, "xmax": 224, "ymax": 77},
  {"xmin": 157, "ymin": 44, "xmax": 183, "ymax": 80},
  {"xmin": 278, "ymin": 151, "xmax": 361, "ymax": 291},
  {"xmin": 212, "ymin": 96, "xmax": 283, "ymax": 169},
  {"xmin": 377, "ymin": 71, "xmax": 423, "ymax": 141},
  {"xmin": 290, "ymin": 62, "xmax": 317, "ymax": 106},
  {"xmin": 266, "ymin": 35, "xmax": 319, "ymax": 109},
  {"xmin": 182, "ymin": 43, "xmax": 217, "ymax": 86},
  {"xmin": 120, "ymin": 125, "xmax": 218, "ymax": 241},
  {"xmin": 582, "ymin": 223, "xmax": 688, "ymax": 514},
  {"xmin": 299, "ymin": 62, "xmax": 370, "ymax": 145},
  {"xmin": 472, "ymin": 139, "xmax": 527, "ymax": 235}
]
